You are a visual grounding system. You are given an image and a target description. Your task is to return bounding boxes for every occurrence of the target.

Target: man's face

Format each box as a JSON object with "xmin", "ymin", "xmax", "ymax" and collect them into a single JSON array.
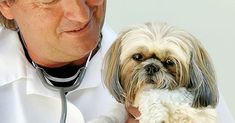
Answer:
[{"xmin": 9, "ymin": 0, "xmax": 106, "ymax": 67}]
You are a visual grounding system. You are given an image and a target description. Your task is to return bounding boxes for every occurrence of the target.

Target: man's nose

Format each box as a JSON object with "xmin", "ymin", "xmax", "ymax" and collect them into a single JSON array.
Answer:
[
  {"xmin": 60, "ymin": 0, "xmax": 91, "ymax": 22},
  {"xmin": 86, "ymin": 0, "xmax": 104, "ymax": 6}
]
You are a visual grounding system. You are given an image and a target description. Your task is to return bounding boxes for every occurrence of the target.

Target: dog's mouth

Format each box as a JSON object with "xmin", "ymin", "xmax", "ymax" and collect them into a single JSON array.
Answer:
[
  {"xmin": 145, "ymin": 77, "xmax": 160, "ymax": 85},
  {"xmin": 146, "ymin": 79, "xmax": 155, "ymax": 84},
  {"xmin": 143, "ymin": 74, "xmax": 177, "ymax": 90}
]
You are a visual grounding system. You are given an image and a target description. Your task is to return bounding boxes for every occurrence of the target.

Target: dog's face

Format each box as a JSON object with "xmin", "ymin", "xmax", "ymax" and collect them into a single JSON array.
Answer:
[{"xmin": 103, "ymin": 22, "xmax": 218, "ymax": 108}]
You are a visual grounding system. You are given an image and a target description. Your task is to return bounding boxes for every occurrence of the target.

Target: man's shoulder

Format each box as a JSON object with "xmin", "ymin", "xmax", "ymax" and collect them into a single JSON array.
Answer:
[
  {"xmin": 0, "ymin": 27, "xmax": 29, "ymax": 87},
  {"xmin": 0, "ymin": 27, "xmax": 21, "ymax": 57},
  {"xmin": 102, "ymin": 24, "xmax": 117, "ymax": 39},
  {"xmin": 0, "ymin": 26, "xmax": 15, "ymax": 38}
]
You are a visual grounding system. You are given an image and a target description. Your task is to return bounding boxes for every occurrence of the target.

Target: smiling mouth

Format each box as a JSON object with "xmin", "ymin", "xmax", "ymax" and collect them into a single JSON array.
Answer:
[{"xmin": 66, "ymin": 20, "xmax": 90, "ymax": 33}]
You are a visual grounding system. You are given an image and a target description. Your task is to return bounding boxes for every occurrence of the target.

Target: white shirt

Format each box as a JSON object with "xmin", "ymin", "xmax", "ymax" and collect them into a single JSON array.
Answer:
[
  {"xmin": 0, "ymin": 25, "xmax": 234, "ymax": 123},
  {"xmin": 0, "ymin": 25, "xmax": 117, "ymax": 123}
]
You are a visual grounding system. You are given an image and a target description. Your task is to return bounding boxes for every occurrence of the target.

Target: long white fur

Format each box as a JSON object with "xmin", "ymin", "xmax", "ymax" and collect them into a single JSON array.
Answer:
[
  {"xmin": 88, "ymin": 87, "xmax": 217, "ymax": 123},
  {"xmin": 135, "ymin": 88, "xmax": 217, "ymax": 123}
]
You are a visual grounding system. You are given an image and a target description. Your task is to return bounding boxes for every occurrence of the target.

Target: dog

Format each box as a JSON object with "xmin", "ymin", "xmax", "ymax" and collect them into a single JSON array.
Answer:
[{"xmin": 89, "ymin": 22, "xmax": 219, "ymax": 123}]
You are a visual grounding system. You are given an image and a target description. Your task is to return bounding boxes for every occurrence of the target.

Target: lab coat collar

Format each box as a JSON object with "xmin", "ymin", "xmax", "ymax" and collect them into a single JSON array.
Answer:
[
  {"xmin": 0, "ymin": 28, "xmax": 30, "ymax": 86},
  {"xmin": 0, "ymin": 24, "xmax": 116, "ymax": 98}
]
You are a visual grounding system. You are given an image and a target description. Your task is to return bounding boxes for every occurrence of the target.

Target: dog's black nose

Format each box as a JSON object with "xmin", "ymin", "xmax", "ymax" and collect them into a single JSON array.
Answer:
[{"xmin": 144, "ymin": 64, "xmax": 160, "ymax": 75}]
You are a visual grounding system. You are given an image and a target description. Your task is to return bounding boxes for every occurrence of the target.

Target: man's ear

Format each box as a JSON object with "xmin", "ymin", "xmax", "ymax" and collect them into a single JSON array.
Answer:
[{"xmin": 0, "ymin": 1, "xmax": 14, "ymax": 19}]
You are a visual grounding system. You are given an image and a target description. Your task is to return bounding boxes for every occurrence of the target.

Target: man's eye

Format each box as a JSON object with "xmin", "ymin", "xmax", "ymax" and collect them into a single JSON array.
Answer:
[
  {"xmin": 132, "ymin": 53, "xmax": 143, "ymax": 61},
  {"xmin": 39, "ymin": 0, "xmax": 59, "ymax": 5}
]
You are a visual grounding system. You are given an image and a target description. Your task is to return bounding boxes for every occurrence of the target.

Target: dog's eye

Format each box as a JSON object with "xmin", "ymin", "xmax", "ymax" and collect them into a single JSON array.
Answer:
[
  {"xmin": 164, "ymin": 59, "xmax": 175, "ymax": 66},
  {"xmin": 132, "ymin": 53, "xmax": 143, "ymax": 61}
]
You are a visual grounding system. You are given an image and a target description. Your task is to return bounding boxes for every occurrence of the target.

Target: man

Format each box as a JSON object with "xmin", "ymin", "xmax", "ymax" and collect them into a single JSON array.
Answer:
[{"xmin": 0, "ymin": 0, "xmax": 137, "ymax": 122}]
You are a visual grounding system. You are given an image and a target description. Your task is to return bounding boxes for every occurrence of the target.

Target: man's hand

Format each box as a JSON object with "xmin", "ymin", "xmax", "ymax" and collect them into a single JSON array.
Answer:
[{"xmin": 125, "ymin": 106, "xmax": 140, "ymax": 123}]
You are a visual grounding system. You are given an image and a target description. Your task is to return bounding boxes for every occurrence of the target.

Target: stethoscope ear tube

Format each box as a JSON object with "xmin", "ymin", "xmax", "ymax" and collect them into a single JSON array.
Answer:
[
  {"xmin": 35, "ymin": 66, "xmax": 86, "ymax": 93},
  {"xmin": 35, "ymin": 67, "xmax": 62, "ymax": 91},
  {"xmin": 34, "ymin": 50, "xmax": 92, "ymax": 93},
  {"xmin": 64, "ymin": 67, "xmax": 86, "ymax": 92}
]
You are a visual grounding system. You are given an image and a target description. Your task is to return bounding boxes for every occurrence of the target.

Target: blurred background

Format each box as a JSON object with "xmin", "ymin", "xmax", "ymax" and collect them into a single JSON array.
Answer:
[{"xmin": 106, "ymin": 0, "xmax": 235, "ymax": 119}]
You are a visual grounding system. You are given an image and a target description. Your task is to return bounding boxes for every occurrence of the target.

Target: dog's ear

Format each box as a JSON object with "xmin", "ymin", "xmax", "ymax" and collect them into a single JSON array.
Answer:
[
  {"xmin": 188, "ymin": 40, "xmax": 218, "ymax": 108},
  {"xmin": 102, "ymin": 34, "xmax": 126, "ymax": 103}
]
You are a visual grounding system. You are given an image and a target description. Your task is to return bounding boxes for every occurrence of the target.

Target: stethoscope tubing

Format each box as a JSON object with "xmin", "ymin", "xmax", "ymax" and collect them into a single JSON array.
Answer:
[{"xmin": 34, "ymin": 51, "xmax": 92, "ymax": 123}]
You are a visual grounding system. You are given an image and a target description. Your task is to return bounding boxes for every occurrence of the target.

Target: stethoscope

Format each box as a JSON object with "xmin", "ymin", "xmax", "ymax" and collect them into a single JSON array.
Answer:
[
  {"xmin": 18, "ymin": 29, "xmax": 95, "ymax": 123},
  {"xmin": 32, "ymin": 51, "xmax": 92, "ymax": 123}
]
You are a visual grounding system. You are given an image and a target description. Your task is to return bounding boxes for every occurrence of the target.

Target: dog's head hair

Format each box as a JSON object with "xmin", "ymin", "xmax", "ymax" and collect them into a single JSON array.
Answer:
[{"xmin": 102, "ymin": 22, "xmax": 218, "ymax": 108}]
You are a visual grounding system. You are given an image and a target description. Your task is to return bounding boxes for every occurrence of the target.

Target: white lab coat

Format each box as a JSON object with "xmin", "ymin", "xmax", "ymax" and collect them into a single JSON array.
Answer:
[
  {"xmin": 0, "ymin": 25, "xmax": 234, "ymax": 123},
  {"xmin": 0, "ymin": 25, "xmax": 118, "ymax": 123}
]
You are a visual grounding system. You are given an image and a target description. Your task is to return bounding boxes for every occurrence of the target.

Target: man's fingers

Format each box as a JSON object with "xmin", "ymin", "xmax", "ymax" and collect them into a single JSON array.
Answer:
[
  {"xmin": 126, "ymin": 106, "xmax": 141, "ymax": 119},
  {"xmin": 125, "ymin": 116, "xmax": 139, "ymax": 123}
]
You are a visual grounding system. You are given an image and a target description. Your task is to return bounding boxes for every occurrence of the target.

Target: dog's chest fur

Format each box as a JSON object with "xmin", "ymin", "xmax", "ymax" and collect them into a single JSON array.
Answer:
[
  {"xmin": 134, "ymin": 88, "xmax": 196, "ymax": 122},
  {"xmin": 134, "ymin": 87, "xmax": 194, "ymax": 107}
]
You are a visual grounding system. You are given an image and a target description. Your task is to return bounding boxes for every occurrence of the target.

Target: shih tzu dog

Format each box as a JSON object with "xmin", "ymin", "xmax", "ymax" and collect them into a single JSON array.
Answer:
[{"xmin": 89, "ymin": 22, "xmax": 219, "ymax": 123}]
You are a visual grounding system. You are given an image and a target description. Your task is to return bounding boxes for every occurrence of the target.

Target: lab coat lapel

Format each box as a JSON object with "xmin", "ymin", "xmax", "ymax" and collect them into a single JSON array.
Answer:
[{"xmin": 73, "ymin": 50, "xmax": 103, "ymax": 91}]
